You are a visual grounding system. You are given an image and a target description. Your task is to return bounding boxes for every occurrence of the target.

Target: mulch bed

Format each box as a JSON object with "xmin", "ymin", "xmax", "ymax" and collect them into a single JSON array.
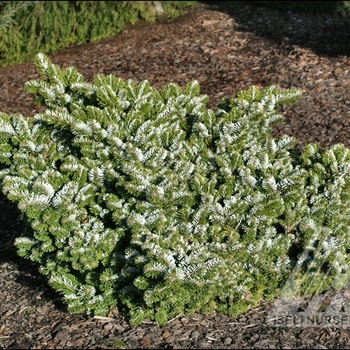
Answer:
[{"xmin": 1, "ymin": 1, "xmax": 350, "ymax": 348}]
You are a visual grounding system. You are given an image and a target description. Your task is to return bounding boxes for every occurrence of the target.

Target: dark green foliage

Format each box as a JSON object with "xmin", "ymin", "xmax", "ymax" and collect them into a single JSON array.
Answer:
[
  {"xmin": 1, "ymin": 54, "xmax": 350, "ymax": 325},
  {"xmin": 0, "ymin": 1, "xmax": 197, "ymax": 67},
  {"xmin": 0, "ymin": 1, "xmax": 38, "ymax": 27}
]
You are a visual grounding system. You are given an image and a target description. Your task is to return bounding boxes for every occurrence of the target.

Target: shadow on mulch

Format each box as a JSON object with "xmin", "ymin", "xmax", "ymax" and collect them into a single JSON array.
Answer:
[
  {"xmin": 0, "ymin": 191, "xmax": 67, "ymax": 312},
  {"xmin": 200, "ymin": 0, "xmax": 350, "ymax": 57}
]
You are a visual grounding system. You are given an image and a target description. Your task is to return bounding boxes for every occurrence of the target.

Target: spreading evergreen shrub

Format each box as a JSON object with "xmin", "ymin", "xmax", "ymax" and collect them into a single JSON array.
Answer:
[{"xmin": 1, "ymin": 53, "xmax": 350, "ymax": 325}]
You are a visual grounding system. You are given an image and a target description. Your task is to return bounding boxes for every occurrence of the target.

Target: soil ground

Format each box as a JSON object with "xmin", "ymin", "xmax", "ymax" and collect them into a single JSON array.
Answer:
[{"xmin": 1, "ymin": 1, "xmax": 350, "ymax": 348}]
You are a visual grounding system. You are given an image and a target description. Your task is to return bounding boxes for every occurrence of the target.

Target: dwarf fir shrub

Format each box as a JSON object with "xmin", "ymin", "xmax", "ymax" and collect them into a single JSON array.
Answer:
[{"xmin": 1, "ymin": 53, "xmax": 350, "ymax": 325}]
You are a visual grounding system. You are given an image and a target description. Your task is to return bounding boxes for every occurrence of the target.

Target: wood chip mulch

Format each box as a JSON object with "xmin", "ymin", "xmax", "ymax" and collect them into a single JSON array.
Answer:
[{"xmin": 1, "ymin": 1, "xmax": 350, "ymax": 348}]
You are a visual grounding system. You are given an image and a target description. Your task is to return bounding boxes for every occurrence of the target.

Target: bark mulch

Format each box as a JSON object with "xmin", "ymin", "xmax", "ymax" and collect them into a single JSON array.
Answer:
[{"xmin": 1, "ymin": 1, "xmax": 350, "ymax": 348}]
